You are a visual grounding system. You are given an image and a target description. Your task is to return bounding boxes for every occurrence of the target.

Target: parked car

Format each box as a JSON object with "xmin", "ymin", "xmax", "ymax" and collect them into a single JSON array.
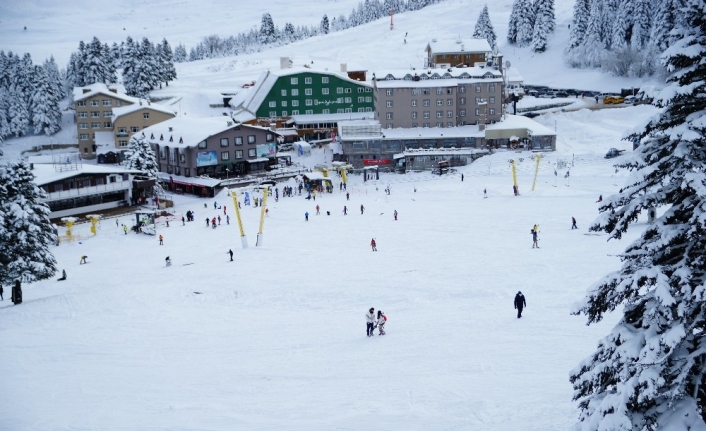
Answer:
[
  {"xmin": 539, "ymin": 92, "xmax": 556, "ymax": 99},
  {"xmin": 527, "ymin": 89, "xmax": 539, "ymax": 97},
  {"xmin": 624, "ymin": 95, "xmax": 637, "ymax": 105},
  {"xmin": 555, "ymin": 91, "xmax": 570, "ymax": 98},
  {"xmin": 604, "ymin": 95, "xmax": 625, "ymax": 104},
  {"xmin": 605, "ymin": 148, "xmax": 626, "ymax": 159},
  {"xmin": 523, "ymin": 112, "xmax": 541, "ymax": 118}
]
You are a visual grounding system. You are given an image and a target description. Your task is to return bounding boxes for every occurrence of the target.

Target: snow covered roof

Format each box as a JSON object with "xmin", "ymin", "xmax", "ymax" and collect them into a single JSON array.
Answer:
[
  {"xmin": 111, "ymin": 102, "xmax": 177, "ymax": 120},
  {"xmin": 231, "ymin": 110, "xmax": 256, "ymax": 124},
  {"xmin": 393, "ymin": 147, "xmax": 487, "ymax": 160},
  {"xmin": 303, "ymin": 172, "xmax": 333, "ymax": 181},
  {"xmin": 373, "ymin": 66, "xmax": 502, "ymax": 82},
  {"xmin": 247, "ymin": 157, "xmax": 270, "ymax": 163},
  {"xmin": 288, "ymin": 112, "xmax": 376, "ymax": 124},
  {"xmin": 94, "ymin": 131, "xmax": 115, "ymax": 152},
  {"xmin": 238, "ymin": 68, "xmax": 373, "ymax": 115},
  {"xmin": 158, "ymin": 172, "xmax": 222, "ymax": 188},
  {"xmin": 31, "ymin": 163, "xmax": 139, "ymax": 186},
  {"xmin": 426, "ymin": 39, "xmax": 492, "ymax": 55},
  {"xmin": 140, "ymin": 117, "xmax": 246, "ymax": 148},
  {"xmin": 73, "ymin": 83, "xmax": 139, "ymax": 104},
  {"xmin": 505, "ymin": 67, "xmax": 524, "ymax": 84},
  {"xmin": 485, "ymin": 115, "xmax": 556, "ymax": 136},
  {"xmin": 381, "ymin": 125, "xmax": 485, "ymax": 140},
  {"xmin": 375, "ymin": 76, "xmax": 502, "ymax": 89}
]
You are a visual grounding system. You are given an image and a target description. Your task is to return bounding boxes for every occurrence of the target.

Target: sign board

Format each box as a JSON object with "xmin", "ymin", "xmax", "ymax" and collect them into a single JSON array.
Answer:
[
  {"xmin": 363, "ymin": 159, "xmax": 390, "ymax": 165},
  {"xmin": 256, "ymin": 143, "xmax": 277, "ymax": 158},
  {"xmin": 196, "ymin": 151, "xmax": 217, "ymax": 167}
]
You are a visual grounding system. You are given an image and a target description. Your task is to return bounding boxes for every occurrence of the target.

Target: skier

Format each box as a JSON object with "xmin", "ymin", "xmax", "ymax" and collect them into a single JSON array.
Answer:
[
  {"xmin": 305, "ymin": 211, "xmax": 309, "ymax": 221},
  {"xmin": 514, "ymin": 291, "xmax": 526, "ymax": 318},
  {"xmin": 214, "ymin": 201, "xmax": 217, "ymax": 209},
  {"xmin": 206, "ymin": 217, "xmax": 209, "ymax": 227},
  {"xmin": 57, "ymin": 269, "xmax": 67, "ymax": 281},
  {"xmin": 484, "ymin": 188, "xmax": 487, "ymax": 199},
  {"xmin": 571, "ymin": 217, "xmax": 578, "ymax": 230},
  {"xmin": 217, "ymin": 215, "xmax": 221, "ymax": 225},
  {"xmin": 316, "ymin": 205, "xmax": 320, "ymax": 215},
  {"xmin": 0, "ymin": 284, "xmax": 3, "ymax": 300},
  {"xmin": 211, "ymin": 218, "xmax": 217, "ymax": 229},
  {"xmin": 346, "ymin": 192, "xmax": 350, "ymax": 201},
  {"xmin": 265, "ymin": 208, "xmax": 269, "ymax": 217},
  {"xmin": 226, "ymin": 215, "xmax": 230, "ymax": 225},
  {"xmin": 343, "ymin": 206, "xmax": 348, "ymax": 215},
  {"xmin": 80, "ymin": 255, "xmax": 88, "ymax": 264},
  {"xmin": 223, "ymin": 206, "xmax": 226, "ymax": 215},
  {"xmin": 370, "ymin": 238, "xmax": 377, "ymax": 251},
  {"xmin": 165, "ymin": 256, "xmax": 172, "ymax": 267},
  {"xmin": 531, "ymin": 227, "xmax": 539, "ymax": 248},
  {"xmin": 596, "ymin": 194, "xmax": 603, "ymax": 203},
  {"xmin": 228, "ymin": 249, "xmax": 233, "ymax": 262},
  {"xmin": 461, "ymin": 174, "xmax": 464, "ymax": 182},
  {"xmin": 366, "ymin": 307, "xmax": 376, "ymax": 337},
  {"xmin": 360, "ymin": 204, "xmax": 365, "ymax": 215},
  {"xmin": 159, "ymin": 235, "xmax": 163, "ymax": 245},
  {"xmin": 123, "ymin": 225, "xmax": 128, "ymax": 235},
  {"xmin": 377, "ymin": 310, "xmax": 387, "ymax": 335},
  {"xmin": 166, "ymin": 220, "xmax": 169, "ymax": 227},
  {"xmin": 394, "ymin": 210, "xmax": 398, "ymax": 221},
  {"xmin": 182, "ymin": 216, "xmax": 185, "ymax": 226}
]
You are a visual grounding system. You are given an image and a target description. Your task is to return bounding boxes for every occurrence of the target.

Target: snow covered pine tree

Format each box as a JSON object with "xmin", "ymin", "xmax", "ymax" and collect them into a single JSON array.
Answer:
[
  {"xmin": 0, "ymin": 160, "xmax": 58, "ymax": 305},
  {"xmin": 570, "ymin": 1, "xmax": 706, "ymax": 429}
]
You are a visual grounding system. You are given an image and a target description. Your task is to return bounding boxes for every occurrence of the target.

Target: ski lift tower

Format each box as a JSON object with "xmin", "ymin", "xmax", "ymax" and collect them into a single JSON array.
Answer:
[{"xmin": 389, "ymin": 9, "xmax": 394, "ymax": 30}]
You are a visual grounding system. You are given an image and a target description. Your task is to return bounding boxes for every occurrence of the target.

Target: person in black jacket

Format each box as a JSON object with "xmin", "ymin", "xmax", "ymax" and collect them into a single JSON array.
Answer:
[{"xmin": 514, "ymin": 291, "xmax": 526, "ymax": 318}]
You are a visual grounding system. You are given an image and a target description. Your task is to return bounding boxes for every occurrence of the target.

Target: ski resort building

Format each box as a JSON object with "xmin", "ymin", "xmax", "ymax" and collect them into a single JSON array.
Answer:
[{"xmin": 424, "ymin": 38, "xmax": 493, "ymax": 68}]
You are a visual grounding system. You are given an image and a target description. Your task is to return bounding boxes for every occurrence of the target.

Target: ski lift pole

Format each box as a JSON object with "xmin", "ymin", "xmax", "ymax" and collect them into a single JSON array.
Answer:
[
  {"xmin": 531, "ymin": 153, "xmax": 541, "ymax": 191},
  {"xmin": 511, "ymin": 159, "xmax": 518, "ymax": 188},
  {"xmin": 256, "ymin": 187, "xmax": 268, "ymax": 247},
  {"xmin": 230, "ymin": 190, "xmax": 248, "ymax": 249}
]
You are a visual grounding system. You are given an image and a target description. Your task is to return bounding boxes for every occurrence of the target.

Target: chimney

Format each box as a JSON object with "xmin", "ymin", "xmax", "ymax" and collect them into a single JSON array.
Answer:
[
  {"xmin": 280, "ymin": 57, "xmax": 290, "ymax": 69},
  {"xmin": 109, "ymin": 88, "xmax": 117, "ymax": 93},
  {"xmin": 82, "ymin": 88, "xmax": 90, "ymax": 94},
  {"xmin": 340, "ymin": 63, "xmax": 347, "ymax": 73}
]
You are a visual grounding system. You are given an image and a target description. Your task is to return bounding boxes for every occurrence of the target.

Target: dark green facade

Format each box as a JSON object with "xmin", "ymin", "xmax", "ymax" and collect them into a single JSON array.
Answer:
[{"xmin": 256, "ymin": 72, "xmax": 374, "ymax": 118}]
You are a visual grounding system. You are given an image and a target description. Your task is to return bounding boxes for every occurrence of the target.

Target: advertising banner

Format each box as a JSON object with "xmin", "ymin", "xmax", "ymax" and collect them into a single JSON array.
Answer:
[
  {"xmin": 363, "ymin": 159, "xmax": 390, "ymax": 165},
  {"xmin": 256, "ymin": 143, "xmax": 277, "ymax": 158},
  {"xmin": 196, "ymin": 151, "xmax": 217, "ymax": 167}
]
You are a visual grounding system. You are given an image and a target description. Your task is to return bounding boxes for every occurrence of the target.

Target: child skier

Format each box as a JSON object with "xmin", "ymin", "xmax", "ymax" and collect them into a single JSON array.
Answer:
[{"xmin": 377, "ymin": 310, "xmax": 387, "ymax": 335}]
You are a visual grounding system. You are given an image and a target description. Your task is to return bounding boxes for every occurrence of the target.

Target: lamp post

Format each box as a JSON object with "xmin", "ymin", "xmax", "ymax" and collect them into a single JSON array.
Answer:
[
  {"xmin": 350, "ymin": 105, "xmax": 353, "ymax": 121},
  {"xmin": 226, "ymin": 168, "xmax": 230, "ymax": 182}
]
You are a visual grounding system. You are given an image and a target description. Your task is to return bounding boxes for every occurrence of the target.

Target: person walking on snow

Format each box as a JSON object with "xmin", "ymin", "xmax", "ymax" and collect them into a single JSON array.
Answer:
[
  {"xmin": 360, "ymin": 204, "xmax": 365, "ymax": 215},
  {"xmin": 370, "ymin": 238, "xmax": 377, "ymax": 251},
  {"xmin": 343, "ymin": 206, "xmax": 348, "ymax": 215},
  {"xmin": 484, "ymin": 188, "xmax": 487, "ymax": 199},
  {"xmin": 366, "ymin": 307, "xmax": 376, "ymax": 337},
  {"xmin": 394, "ymin": 210, "xmax": 398, "ymax": 221},
  {"xmin": 0, "ymin": 284, "xmax": 3, "ymax": 300},
  {"xmin": 123, "ymin": 224, "xmax": 128, "ymax": 235},
  {"xmin": 182, "ymin": 216, "xmax": 185, "ymax": 226},
  {"xmin": 571, "ymin": 217, "xmax": 578, "ymax": 230},
  {"xmin": 159, "ymin": 235, "xmax": 163, "ymax": 245},
  {"xmin": 377, "ymin": 310, "xmax": 387, "ymax": 335},
  {"xmin": 461, "ymin": 174, "xmax": 464, "ymax": 182},
  {"xmin": 514, "ymin": 291, "xmax": 526, "ymax": 318},
  {"xmin": 228, "ymin": 249, "xmax": 233, "ymax": 261},
  {"xmin": 305, "ymin": 212, "xmax": 309, "ymax": 221},
  {"xmin": 316, "ymin": 205, "xmax": 320, "ymax": 215},
  {"xmin": 206, "ymin": 217, "xmax": 209, "ymax": 227},
  {"xmin": 223, "ymin": 206, "xmax": 226, "ymax": 215},
  {"xmin": 226, "ymin": 215, "xmax": 230, "ymax": 225},
  {"xmin": 217, "ymin": 215, "xmax": 221, "ymax": 225},
  {"xmin": 346, "ymin": 192, "xmax": 350, "ymax": 201},
  {"xmin": 80, "ymin": 255, "xmax": 88, "ymax": 264},
  {"xmin": 531, "ymin": 226, "xmax": 539, "ymax": 248}
]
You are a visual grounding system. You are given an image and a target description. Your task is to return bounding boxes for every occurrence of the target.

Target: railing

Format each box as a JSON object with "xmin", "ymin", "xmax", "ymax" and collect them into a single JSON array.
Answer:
[{"xmin": 45, "ymin": 181, "xmax": 130, "ymax": 201}]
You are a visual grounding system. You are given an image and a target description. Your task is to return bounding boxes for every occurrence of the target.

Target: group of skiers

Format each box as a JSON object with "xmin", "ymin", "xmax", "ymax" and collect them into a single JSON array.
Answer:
[{"xmin": 366, "ymin": 307, "xmax": 387, "ymax": 336}]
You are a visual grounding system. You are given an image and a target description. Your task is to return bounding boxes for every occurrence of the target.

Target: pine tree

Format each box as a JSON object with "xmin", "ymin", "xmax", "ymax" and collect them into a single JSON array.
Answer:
[
  {"xmin": 8, "ymin": 85, "xmax": 29, "ymax": 137},
  {"xmin": 121, "ymin": 37, "xmax": 138, "ymax": 79},
  {"xmin": 0, "ymin": 87, "xmax": 9, "ymax": 144},
  {"xmin": 259, "ymin": 13, "xmax": 276, "ymax": 44},
  {"xmin": 173, "ymin": 43, "xmax": 187, "ymax": 63},
  {"xmin": 515, "ymin": 0, "xmax": 535, "ymax": 47},
  {"xmin": 650, "ymin": 0, "xmax": 686, "ymax": 52},
  {"xmin": 44, "ymin": 56, "xmax": 65, "ymax": 99},
  {"xmin": 630, "ymin": 0, "xmax": 652, "ymax": 50},
  {"xmin": 31, "ymin": 67, "xmax": 62, "ymax": 136},
  {"xmin": 321, "ymin": 15, "xmax": 330, "ymax": 34},
  {"xmin": 103, "ymin": 42, "xmax": 117, "ymax": 83},
  {"xmin": 159, "ymin": 39, "xmax": 177, "ymax": 87},
  {"xmin": 567, "ymin": 0, "xmax": 590, "ymax": 50},
  {"xmin": 124, "ymin": 133, "xmax": 161, "ymax": 195},
  {"xmin": 531, "ymin": 0, "xmax": 555, "ymax": 52},
  {"xmin": 0, "ymin": 160, "xmax": 58, "ymax": 303},
  {"xmin": 472, "ymin": 5, "xmax": 497, "ymax": 50},
  {"xmin": 570, "ymin": 1, "xmax": 706, "ymax": 429},
  {"xmin": 509, "ymin": 1, "xmax": 520, "ymax": 44},
  {"xmin": 611, "ymin": 0, "xmax": 633, "ymax": 50}
]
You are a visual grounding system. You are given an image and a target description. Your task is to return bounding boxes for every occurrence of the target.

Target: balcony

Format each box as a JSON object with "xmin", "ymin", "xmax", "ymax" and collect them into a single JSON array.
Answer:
[{"xmin": 44, "ymin": 181, "xmax": 131, "ymax": 202}]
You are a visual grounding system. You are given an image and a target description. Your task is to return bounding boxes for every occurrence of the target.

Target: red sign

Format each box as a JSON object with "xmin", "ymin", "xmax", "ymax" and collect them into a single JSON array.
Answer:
[{"xmin": 363, "ymin": 159, "xmax": 390, "ymax": 165}]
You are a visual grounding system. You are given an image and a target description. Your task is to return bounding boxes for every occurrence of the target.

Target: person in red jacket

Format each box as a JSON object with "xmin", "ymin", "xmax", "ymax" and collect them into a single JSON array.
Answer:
[{"xmin": 370, "ymin": 238, "xmax": 377, "ymax": 251}]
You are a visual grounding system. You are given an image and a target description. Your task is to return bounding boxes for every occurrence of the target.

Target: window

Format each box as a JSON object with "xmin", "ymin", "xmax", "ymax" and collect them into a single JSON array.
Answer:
[
  {"xmin": 437, "ymin": 122, "xmax": 443, "ymax": 127},
  {"xmin": 460, "ymin": 109, "xmax": 466, "ymax": 117},
  {"xmin": 412, "ymin": 89, "xmax": 421, "ymax": 96},
  {"xmin": 412, "ymin": 112, "xmax": 417, "ymax": 119},
  {"xmin": 79, "ymin": 134, "xmax": 89, "ymax": 140},
  {"xmin": 365, "ymin": 97, "xmax": 372, "ymax": 102},
  {"xmin": 198, "ymin": 140, "xmax": 207, "ymax": 149},
  {"xmin": 345, "ymin": 88, "xmax": 351, "ymax": 93},
  {"xmin": 322, "ymin": 109, "xmax": 330, "ymax": 114},
  {"xmin": 304, "ymin": 77, "xmax": 312, "ymax": 84},
  {"xmin": 116, "ymin": 100, "xmax": 122, "ymax": 106},
  {"xmin": 344, "ymin": 97, "xmax": 351, "ymax": 103},
  {"xmin": 248, "ymin": 148, "xmax": 256, "ymax": 157},
  {"xmin": 475, "ymin": 84, "xmax": 482, "ymax": 92},
  {"xmin": 292, "ymin": 100, "xmax": 299, "ymax": 106},
  {"xmin": 91, "ymin": 111, "xmax": 100, "ymax": 118},
  {"xmin": 306, "ymin": 99, "xmax": 313, "ymax": 106},
  {"xmin": 386, "ymin": 89, "xmax": 393, "ymax": 96},
  {"xmin": 423, "ymin": 111, "xmax": 430, "ymax": 119},
  {"xmin": 447, "ymin": 122, "xmax": 454, "ymax": 127},
  {"xmin": 221, "ymin": 151, "xmax": 229, "ymax": 161},
  {"xmin": 386, "ymin": 124, "xmax": 393, "ymax": 129},
  {"xmin": 291, "ymin": 77, "xmax": 298, "ymax": 85},
  {"xmin": 459, "ymin": 86, "xmax": 466, "ymax": 93},
  {"xmin": 292, "ymin": 110, "xmax": 299, "ymax": 115},
  {"xmin": 104, "ymin": 122, "xmax": 112, "ymax": 128},
  {"xmin": 412, "ymin": 123, "xmax": 418, "ymax": 127},
  {"xmin": 436, "ymin": 111, "xmax": 443, "ymax": 118},
  {"xmin": 489, "ymin": 108, "xmax": 496, "ymax": 115},
  {"xmin": 90, "ymin": 100, "xmax": 99, "ymax": 106},
  {"xmin": 103, "ymin": 100, "xmax": 111, "ymax": 106},
  {"xmin": 412, "ymin": 100, "xmax": 417, "ymax": 107},
  {"xmin": 184, "ymin": 168, "xmax": 190, "ymax": 177},
  {"xmin": 423, "ymin": 99, "xmax": 430, "ymax": 107},
  {"xmin": 79, "ymin": 123, "xmax": 88, "ymax": 129},
  {"xmin": 365, "ymin": 88, "xmax": 372, "ymax": 92},
  {"xmin": 104, "ymin": 111, "xmax": 112, "ymax": 117},
  {"xmin": 322, "ymin": 77, "xmax": 329, "ymax": 84},
  {"xmin": 423, "ymin": 123, "xmax": 430, "ymax": 128},
  {"xmin": 446, "ymin": 88, "xmax": 453, "ymax": 94},
  {"xmin": 460, "ymin": 97, "xmax": 466, "ymax": 105},
  {"xmin": 131, "ymin": 126, "xmax": 139, "ymax": 133},
  {"xmin": 281, "ymin": 101, "xmax": 287, "ymax": 107},
  {"xmin": 386, "ymin": 100, "xmax": 393, "ymax": 108},
  {"xmin": 489, "ymin": 97, "xmax": 495, "ymax": 104},
  {"xmin": 281, "ymin": 110, "xmax": 287, "ymax": 116},
  {"xmin": 447, "ymin": 99, "xmax": 453, "ymax": 105},
  {"xmin": 233, "ymin": 137, "xmax": 242, "ymax": 146},
  {"xmin": 476, "ymin": 97, "xmax": 483, "ymax": 104},
  {"xmin": 337, "ymin": 87, "xmax": 344, "ymax": 94},
  {"xmin": 475, "ymin": 108, "xmax": 480, "ymax": 116},
  {"xmin": 235, "ymin": 150, "xmax": 243, "ymax": 159},
  {"xmin": 386, "ymin": 112, "xmax": 393, "ymax": 120},
  {"xmin": 281, "ymin": 90, "xmax": 287, "ymax": 96},
  {"xmin": 220, "ymin": 138, "xmax": 229, "ymax": 147},
  {"xmin": 266, "ymin": 133, "xmax": 274, "ymax": 142},
  {"xmin": 92, "ymin": 122, "xmax": 101, "ymax": 129},
  {"xmin": 447, "ymin": 110, "xmax": 453, "ymax": 118},
  {"xmin": 247, "ymin": 135, "xmax": 256, "ymax": 144},
  {"xmin": 291, "ymin": 89, "xmax": 299, "ymax": 96},
  {"xmin": 118, "ymin": 140, "xmax": 128, "ymax": 147},
  {"xmin": 269, "ymin": 111, "xmax": 277, "ymax": 117},
  {"xmin": 345, "ymin": 108, "xmax": 352, "ymax": 113},
  {"xmin": 322, "ymin": 88, "xmax": 329, "ymax": 95},
  {"xmin": 118, "ymin": 127, "xmax": 127, "ymax": 134},
  {"xmin": 489, "ymin": 84, "xmax": 496, "ymax": 92},
  {"xmin": 358, "ymin": 87, "xmax": 364, "ymax": 93},
  {"xmin": 269, "ymin": 101, "xmax": 276, "ymax": 108},
  {"xmin": 337, "ymin": 109, "xmax": 344, "ymax": 113},
  {"xmin": 78, "ymin": 112, "xmax": 87, "ymax": 118},
  {"xmin": 423, "ymin": 88, "xmax": 431, "ymax": 95},
  {"xmin": 179, "ymin": 153, "xmax": 185, "ymax": 163},
  {"xmin": 436, "ymin": 88, "xmax": 443, "ymax": 95},
  {"xmin": 306, "ymin": 110, "xmax": 313, "ymax": 114},
  {"xmin": 77, "ymin": 101, "xmax": 86, "ymax": 107},
  {"xmin": 437, "ymin": 100, "xmax": 443, "ymax": 106},
  {"xmin": 305, "ymin": 88, "xmax": 312, "ymax": 96},
  {"xmin": 358, "ymin": 97, "xmax": 364, "ymax": 103}
]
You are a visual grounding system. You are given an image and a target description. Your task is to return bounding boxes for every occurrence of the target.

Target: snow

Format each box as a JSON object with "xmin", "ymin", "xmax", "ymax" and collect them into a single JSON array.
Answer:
[
  {"xmin": 426, "ymin": 38, "xmax": 492, "ymax": 54},
  {"xmin": 0, "ymin": 0, "xmax": 673, "ymax": 429},
  {"xmin": 111, "ymin": 102, "xmax": 178, "ymax": 119}
]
